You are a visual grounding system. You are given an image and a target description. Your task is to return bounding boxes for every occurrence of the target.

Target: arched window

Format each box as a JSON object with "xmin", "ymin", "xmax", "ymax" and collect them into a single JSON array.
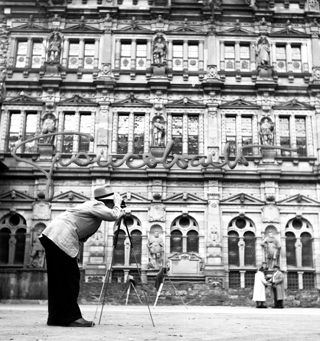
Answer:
[
  {"xmin": 301, "ymin": 232, "xmax": 312, "ymax": 267},
  {"xmin": 285, "ymin": 232, "xmax": 296, "ymax": 267},
  {"xmin": 244, "ymin": 231, "xmax": 255, "ymax": 266},
  {"xmin": 228, "ymin": 231, "xmax": 239, "ymax": 266},
  {"xmin": 113, "ymin": 230, "xmax": 126, "ymax": 265},
  {"xmin": 130, "ymin": 230, "xmax": 142, "ymax": 264},
  {"xmin": 187, "ymin": 230, "xmax": 199, "ymax": 253},
  {"xmin": 170, "ymin": 230, "xmax": 182, "ymax": 253},
  {"xmin": 14, "ymin": 228, "xmax": 26, "ymax": 264},
  {"xmin": 0, "ymin": 228, "xmax": 11, "ymax": 264}
]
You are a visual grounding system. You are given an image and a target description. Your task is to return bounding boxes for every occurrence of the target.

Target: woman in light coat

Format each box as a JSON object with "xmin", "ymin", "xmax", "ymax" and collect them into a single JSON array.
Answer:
[{"xmin": 252, "ymin": 267, "xmax": 269, "ymax": 308}]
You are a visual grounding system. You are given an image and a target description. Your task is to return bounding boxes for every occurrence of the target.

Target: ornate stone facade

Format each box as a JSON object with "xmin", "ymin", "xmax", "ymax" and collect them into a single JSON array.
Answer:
[{"xmin": 0, "ymin": 0, "xmax": 320, "ymax": 298}]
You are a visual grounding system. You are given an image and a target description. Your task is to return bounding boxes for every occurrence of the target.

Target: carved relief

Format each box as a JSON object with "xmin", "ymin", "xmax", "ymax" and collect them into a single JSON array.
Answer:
[
  {"xmin": 262, "ymin": 204, "xmax": 280, "ymax": 223},
  {"xmin": 148, "ymin": 204, "xmax": 165, "ymax": 222},
  {"xmin": 27, "ymin": 224, "xmax": 46, "ymax": 268},
  {"xmin": 32, "ymin": 201, "xmax": 51, "ymax": 220},
  {"xmin": 147, "ymin": 225, "xmax": 164, "ymax": 269}
]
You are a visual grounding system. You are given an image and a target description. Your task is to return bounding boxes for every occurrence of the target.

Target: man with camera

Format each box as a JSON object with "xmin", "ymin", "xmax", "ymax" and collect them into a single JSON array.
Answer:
[{"xmin": 40, "ymin": 186, "xmax": 125, "ymax": 327}]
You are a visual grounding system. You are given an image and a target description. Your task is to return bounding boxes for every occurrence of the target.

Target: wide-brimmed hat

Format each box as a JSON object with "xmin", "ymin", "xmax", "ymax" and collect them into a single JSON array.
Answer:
[
  {"xmin": 273, "ymin": 264, "xmax": 280, "ymax": 269},
  {"xmin": 94, "ymin": 186, "xmax": 114, "ymax": 200}
]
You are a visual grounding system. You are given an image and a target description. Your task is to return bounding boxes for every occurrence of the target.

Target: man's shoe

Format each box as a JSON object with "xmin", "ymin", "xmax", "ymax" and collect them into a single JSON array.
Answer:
[{"xmin": 67, "ymin": 318, "xmax": 95, "ymax": 327}]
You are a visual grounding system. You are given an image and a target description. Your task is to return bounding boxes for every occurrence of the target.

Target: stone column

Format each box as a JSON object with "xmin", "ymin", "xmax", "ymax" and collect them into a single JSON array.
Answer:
[
  {"xmin": 62, "ymin": 39, "xmax": 69, "ymax": 68},
  {"xmin": 301, "ymin": 42, "xmax": 308, "ymax": 72},
  {"xmin": 167, "ymin": 113, "xmax": 172, "ymax": 141},
  {"xmin": 298, "ymin": 271, "xmax": 304, "ymax": 290},
  {"xmin": 146, "ymin": 39, "xmax": 152, "ymax": 69},
  {"xmin": 235, "ymin": 42, "xmax": 240, "ymax": 71},
  {"xmin": 311, "ymin": 32, "xmax": 320, "ymax": 68},
  {"xmin": 94, "ymin": 39, "xmax": 99, "ymax": 69},
  {"xmin": 89, "ymin": 110, "xmax": 95, "ymax": 153},
  {"xmin": 290, "ymin": 115, "xmax": 297, "ymax": 156},
  {"xmin": 286, "ymin": 43, "xmax": 292, "ymax": 72},
  {"xmin": 74, "ymin": 110, "xmax": 80, "ymax": 153},
  {"xmin": 144, "ymin": 111, "xmax": 150, "ymax": 153},
  {"xmin": 25, "ymin": 38, "xmax": 32, "ymax": 68},
  {"xmin": 252, "ymin": 113, "xmax": 259, "ymax": 155},
  {"xmin": 315, "ymin": 109, "xmax": 320, "ymax": 161},
  {"xmin": 239, "ymin": 237, "xmax": 245, "ymax": 267},
  {"xmin": 207, "ymin": 35, "xmax": 216, "ymax": 66},
  {"xmin": 199, "ymin": 41, "xmax": 204, "ymax": 71},
  {"xmin": 167, "ymin": 40, "xmax": 173, "ymax": 69},
  {"xmin": 111, "ymin": 111, "xmax": 118, "ymax": 153},
  {"xmin": 56, "ymin": 111, "xmax": 64, "ymax": 152},
  {"xmin": 79, "ymin": 39, "xmax": 85, "ymax": 68},
  {"xmin": 9, "ymin": 38, "xmax": 17, "ymax": 67},
  {"xmin": 182, "ymin": 112, "xmax": 188, "ymax": 154},
  {"xmin": 240, "ymin": 270, "xmax": 246, "ymax": 289},
  {"xmin": 250, "ymin": 42, "xmax": 256, "ymax": 71},
  {"xmin": 306, "ymin": 115, "xmax": 314, "ymax": 157},
  {"xmin": 199, "ymin": 112, "xmax": 204, "ymax": 154},
  {"xmin": 236, "ymin": 113, "xmax": 242, "ymax": 148},
  {"xmin": 0, "ymin": 109, "xmax": 8, "ymax": 152},
  {"xmin": 221, "ymin": 113, "xmax": 226, "ymax": 152},
  {"xmin": 131, "ymin": 39, "xmax": 136, "ymax": 70},
  {"xmin": 220, "ymin": 41, "xmax": 225, "ymax": 70},
  {"xmin": 296, "ymin": 237, "xmax": 302, "ymax": 268},
  {"xmin": 183, "ymin": 40, "xmax": 188, "ymax": 71},
  {"xmin": 128, "ymin": 111, "xmax": 134, "ymax": 152},
  {"xmin": 274, "ymin": 113, "xmax": 281, "ymax": 156},
  {"xmin": 114, "ymin": 39, "xmax": 121, "ymax": 69}
]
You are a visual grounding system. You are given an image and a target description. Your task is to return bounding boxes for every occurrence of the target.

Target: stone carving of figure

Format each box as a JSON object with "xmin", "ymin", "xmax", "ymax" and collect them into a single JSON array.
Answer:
[
  {"xmin": 153, "ymin": 118, "xmax": 165, "ymax": 146},
  {"xmin": 27, "ymin": 229, "xmax": 45, "ymax": 268},
  {"xmin": 261, "ymin": 231, "xmax": 281, "ymax": 268},
  {"xmin": 255, "ymin": 35, "xmax": 270, "ymax": 66},
  {"xmin": 153, "ymin": 36, "xmax": 167, "ymax": 65},
  {"xmin": 259, "ymin": 118, "xmax": 274, "ymax": 145},
  {"xmin": 41, "ymin": 116, "xmax": 56, "ymax": 144},
  {"xmin": 48, "ymin": 32, "xmax": 62, "ymax": 63},
  {"xmin": 147, "ymin": 231, "xmax": 164, "ymax": 269}
]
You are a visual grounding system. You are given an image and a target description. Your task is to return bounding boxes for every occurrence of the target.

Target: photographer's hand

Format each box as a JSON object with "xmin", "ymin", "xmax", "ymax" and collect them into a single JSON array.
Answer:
[{"xmin": 113, "ymin": 193, "xmax": 123, "ymax": 207}]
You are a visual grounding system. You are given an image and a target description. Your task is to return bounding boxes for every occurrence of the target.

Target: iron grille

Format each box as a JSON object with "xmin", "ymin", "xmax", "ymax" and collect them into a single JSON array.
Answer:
[
  {"xmin": 245, "ymin": 271, "xmax": 256, "ymax": 288},
  {"xmin": 287, "ymin": 272, "xmax": 299, "ymax": 290},
  {"xmin": 303, "ymin": 273, "xmax": 314, "ymax": 289},
  {"xmin": 229, "ymin": 271, "xmax": 241, "ymax": 288}
]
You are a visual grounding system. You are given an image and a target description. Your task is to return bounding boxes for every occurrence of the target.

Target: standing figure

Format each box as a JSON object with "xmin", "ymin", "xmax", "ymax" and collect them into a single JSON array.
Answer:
[
  {"xmin": 153, "ymin": 118, "xmax": 165, "ymax": 146},
  {"xmin": 39, "ymin": 186, "xmax": 125, "ymax": 327},
  {"xmin": 41, "ymin": 116, "xmax": 56, "ymax": 144},
  {"xmin": 153, "ymin": 36, "xmax": 167, "ymax": 65},
  {"xmin": 147, "ymin": 231, "xmax": 164, "ymax": 269},
  {"xmin": 28, "ymin": 228, "xmax": 46, "ymax": 268},
  {"xmin": 48, "ymin": 33, "xmax": 62, "ymax": 63},
  {"xmin": 259, "ymin": 118, "xmax": 274, "ymax": 145},
  {"xmin": 255, "ymin": 35, "xmax": 270, "ymax": 66},
  {"xmin": 252, "ymin": 266, "xmax": 270, "ymax": 308},
  {"xmin": 269, "ymin": 265, "xmax": 285, "ymax": 308},
  {"xmin": 261, "ymin": 231, "xmax": 281, "ymax": 269}
]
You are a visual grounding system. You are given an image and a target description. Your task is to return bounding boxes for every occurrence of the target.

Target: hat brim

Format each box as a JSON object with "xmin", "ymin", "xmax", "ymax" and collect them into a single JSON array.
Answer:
[{"xmin": 95, "ymin": 193, "xmax": 114, "ymax": 200}]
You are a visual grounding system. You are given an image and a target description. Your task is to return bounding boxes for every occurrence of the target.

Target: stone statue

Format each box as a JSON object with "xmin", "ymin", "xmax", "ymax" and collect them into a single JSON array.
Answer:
[
  {"xmin": 41, "ymin": 116, "xmax": 56, "ymax": 144},
  {"xmin": 147, "ymin": 231, "xmax": 164, "ymax": 269},
  {"xmin": 153, "ymin": 118, "xmax": 165, "ymax": 146},
  {"xmin": 48, "ymin": 32, "xmax": 62, "ymax": 63},
  {"xmin": 261, "ymin": 231, "xmax": 281, "ymax": 268},
  {"xmin": 152, "ymin": 36, "xmax": 167, "ymax": 65},
  {"xmin": 255, "ymin": 35, "xmax": 270, "ymax": 66},
  {"xmin": 27, "ymin": 228, "xmax": 45, "ymax": 268},
  {"xmin": 259, "ymin": 118, "xmax": 274, "ymax": 145}
]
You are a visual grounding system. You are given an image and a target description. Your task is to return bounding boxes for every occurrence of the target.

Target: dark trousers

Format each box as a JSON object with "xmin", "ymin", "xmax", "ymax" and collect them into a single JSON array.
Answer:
[
  {"xmin": 40, "ymin": 235, "xmax": 82, "ymax": 325},
  {"xmin": 272, "ymin": 286, "xmax": 283, "ymax": 308}
]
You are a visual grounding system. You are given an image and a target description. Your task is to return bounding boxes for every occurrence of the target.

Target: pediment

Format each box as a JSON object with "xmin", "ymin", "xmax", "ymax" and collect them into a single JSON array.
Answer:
[
  {"xmin": 273, "ymin": 99, "xmax": 314, "ymax": 110},
  {"xmin": 220, "ymin": 98, "xmax": 260, "ymax": 109},
  {"xmin": 4, "ymin": 95, "xmax": 44, "ymax": 106},
  {"xmin": 270, "ymin": 29, "xmax": 309, "ymax": 38},
  {"xmin": 121, "ymin": 192, "xmax": 151, "ymax": 204},
  {"xmin": 166, "ymin": 97, "xmax": 206, "ymax": 108},
  {"xmin": 116, "ymin": 25, "xmax": 153, "ymax": 33},
  {"xmin": 163, "ymin": 192, "xmax": 207, "ymax": 204},
  {"xmin": 169, "ymin": 24, "xmax": 199, "ymax": 33},
  {"xmin": 52, "ymin": 191, "xmax": 90, "ymax": 203},
  {"xmin": 220, "ymin": 193, "xmax": 264, "ymax": 205},
  {"xmin": 277, "ymin": 194, "xmax": 320, "ymax": 205},
  {"xmin": 63, "ymin": 24, "xmax": 102, "ymax": 32},
  {"xmin": 168, "ymin": 252, "xmax": 202, "ymax": 261},
  {"xmin": 58, "ymin": 95, "xmax": 97, "ymax": 106},
  {"xmin": 111, "ymin": 93, "xmax": 152, "ymax": 107},
  {"xmin": 221, "ymin": 27, "xmax": 253, "ymax": 35},
  {"xmin": 0, "ymin": 190, "xmax": 35, "ymax": 202},
  {"xmin": 11, "ymin": 23, "xmax": 48, "ymax": 32}
]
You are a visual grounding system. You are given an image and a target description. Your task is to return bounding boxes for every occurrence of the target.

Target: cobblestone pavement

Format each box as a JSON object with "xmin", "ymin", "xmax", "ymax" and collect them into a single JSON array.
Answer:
[{"xmin": 1, "ymin": 304, "xmax": 320, "ymax": 341}]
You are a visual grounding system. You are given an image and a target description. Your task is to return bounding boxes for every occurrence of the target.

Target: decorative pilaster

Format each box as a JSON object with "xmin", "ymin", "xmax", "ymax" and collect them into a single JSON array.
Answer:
[
  {"xmin": 182, "ymin": 112, "xmax": 188, "ymax": 153},
  {"xmin": 111, "ymin": 111, "xmax": 118, "ymax": 153},
  {"xmin": 62, "ymin": 39, "xmax": 69, "ymax": 68},
  {"xmin": 221, "ymin": 113, "xmax": 226, "ymax": 152},
  {"xmin": 167, "ymin": 113, "xmax": 172, "ymax": 141},
  {"xmin": 236, "ymin": 113, "xmax": 241, "ymax": 147},
  {"xmin": 252, "ymin": 114, "xmax": 259, "ymax": 155},
  {"xmin": 128, "ymin": 111, "xmax": 134, "ymax": 152},
  {"xmin": 114, "ymin": 39, "xmax": 121, "ymax": 69},
  {"xmin": 199, "ymin": 41, "xmax": 204, "ymax": 71},
  {"xmin": 74, "ymin": 111, "xmax": 80, "ymax": 153},
  {"xmin": 144, "ymin": 111, "xmax": 150, "ymax": 153},
  {"xmin": 94, "ymin": 39, "xmax": 99, "ymax": 69},
  {"xmin": 183, "ymin": 40, "xmax": 188, "ymax": 71},
  {"xmin": 290, "ymin": 115, "xmax": 297, "ymax": 156},
  {"xmin": 90, "ymin": 111, "xmax": 95, "ymax": 153},
  {"xmin": 220, "ymin": 41, "xmax": 225, "ymax": 70},
  {"xmin": 56, "ymin": 111, "xmax": 64, "ymax": 152},
  {"xmin": 167, "ymin": 40, "xmax": 173, "ymax": 69},
  {"xmin": 199, "ymin": 112, "xmax": 204, "ymax": 154}
]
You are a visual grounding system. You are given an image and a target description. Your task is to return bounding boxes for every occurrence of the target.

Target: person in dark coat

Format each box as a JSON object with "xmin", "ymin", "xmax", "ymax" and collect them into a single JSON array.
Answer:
[{"xmin": 269, "ymin": 265, "xmax": 285, "ymax": 308}]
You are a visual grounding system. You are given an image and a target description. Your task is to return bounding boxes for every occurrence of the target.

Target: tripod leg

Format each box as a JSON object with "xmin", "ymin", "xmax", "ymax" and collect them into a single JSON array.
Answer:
[
  {"xmin": 125, "ymin": 284, "xmax": 131, "ymax": 305},
  {"xmin": 168, "ymin": 278, "xmax": 188, "ymax": 309},
  {"xmin": 118, "ymin": 284, "xmax": 129, "ymax": 304},
  {"xmin": 131, "ymin": 283, "xmax": 143, "ymax": 305}
]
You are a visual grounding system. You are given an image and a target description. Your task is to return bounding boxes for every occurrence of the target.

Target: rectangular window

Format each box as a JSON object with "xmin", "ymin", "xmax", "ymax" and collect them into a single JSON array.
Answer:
[
  {"xmin": 8, "ymin": 113, "xmax": 21, "ymax": 152},
  {"xmin": 188, "ymin": 44, "xmax": 199, "ymax": 71},
  {"xmin": 225, "ymin": 44, "xmax": 235, "ymax": 71},
  {"xmin": 173, "ymin": 44, "xmax": 183, "ymax": 71},
  {"xmin": 188, "ymin": 115, "xmax": 199, "ymax": 155},
  {"xmin": 31, "ymin": 42, "xmax": 44, "ymax": 68},
  {"xmin": 242, "ymin": 117, "xmax": 253, "ymax": 156},
  {"xmin": 295, "ymin": 117, "xmax": 307, "ymax": 157},
  {"xmin": 240, "ymin": 45, "xmax": 250, "ymax": 71},
  {"xmin": 117, "ymin": 114, "xmax": 129, "ymax": 154},
  {"xmin": 62, "ymin": 114, "xmax": 75, "ymax": 153},
  {"xmin": 120, "ymin": 43, "xmax": 131, "ymax": 70},
  {"xmin": 292, "ymin": 46, "xmax": 302, "ymax": 73},
  {"xmin": 24, "ymin": 113, "xmax": 37, "ymax": 153},
  {"xmin": 244, "ymin": 271, "xmax": 255, "ymax": 288},
  {"xmin": 303, "ymin": 273, "xmax": 314, "ymax": 289},
  {"xmin": 279, "ymin": 117, "xmax": 290, "ymax": 156},
  {"xmin": 133, "ymin": 115, "xmax": 145, "ymax": 154},
  {"xmin": 136, "ymin": 43, "xmax": 147, "ymax": 70},
  {"xmin": 287, "ymin": 272, "xmax": 299, "ymax": 290},
  {"xmin": 16, "ymin": 41, "xmax": 27, "ymax": 68},
  {"xmin": 172, "ymin": 115, "xmax": 183, "ymax": 154},
  {"xmin": 84, "ymin": 42, "xmax": 95, "ymax": 69},
  {"xmin": 69, "ymin": 42, "xmax": 80, "ymax": 69},
  {"xmin": 79, "ymin": 114, "xmax": 91, "ymax": 152},
  {"xmin": 229, "ymin": 271, "xmax": 241, "ymax": 288},
  {"xmin": 225, "ymin": 116, "xmax": 236, "ymax": 156},
  {"xmin": 276, "ymin": 46, "xmax": 287, "ymax": 72}
]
